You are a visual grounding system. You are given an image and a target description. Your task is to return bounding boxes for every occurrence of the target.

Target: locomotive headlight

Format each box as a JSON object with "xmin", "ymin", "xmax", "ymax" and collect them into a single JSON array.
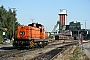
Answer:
[{"xmin": 20, "ymin": 32, "xmax": 24, "ymax": 35}]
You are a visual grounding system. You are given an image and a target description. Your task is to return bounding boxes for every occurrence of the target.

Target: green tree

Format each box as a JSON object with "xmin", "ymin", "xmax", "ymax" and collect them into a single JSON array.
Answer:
[{"xmin": 0, "ymin": 5, "xmax": 20, "ymax": 41}]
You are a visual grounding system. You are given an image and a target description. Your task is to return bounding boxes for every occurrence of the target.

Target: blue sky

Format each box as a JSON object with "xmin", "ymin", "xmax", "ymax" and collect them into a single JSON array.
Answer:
[{"xmin": 0, "ymin": 0, "xmax": 90, "ymax": 31}]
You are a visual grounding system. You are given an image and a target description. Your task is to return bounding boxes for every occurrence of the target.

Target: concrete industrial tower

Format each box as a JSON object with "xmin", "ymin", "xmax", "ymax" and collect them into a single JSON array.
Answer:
[
  {"xmin": 58, "ymin": 9, "xmax": 67, "ymax": 25},
  {"xmin": 52, "ymin": 9, "xmax": 68, "ymax": 32}
]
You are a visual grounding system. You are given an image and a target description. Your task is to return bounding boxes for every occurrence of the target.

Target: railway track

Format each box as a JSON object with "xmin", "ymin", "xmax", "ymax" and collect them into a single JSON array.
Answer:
[
  {"xmin": 0, "ymin": 48, "xmax": 39, "ymax": 60},
  {"xmin": 30, "ymin": 42, "xmax": 78, "ymax": 60},
  {"xmin": 0, "ymin": 40, "xmax": 78, "ymax": 60}
]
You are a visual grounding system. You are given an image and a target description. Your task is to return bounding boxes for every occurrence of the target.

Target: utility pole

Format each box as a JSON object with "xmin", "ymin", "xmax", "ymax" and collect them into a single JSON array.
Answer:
[
  {"xmin": 80, "ymin": 24, "xmax": 83, "ymax": 53},
  {"xmin": 76, "ymin": 21, "xmax": 80, "ymax": 46},
  {"xmin": 9, "ymin": 7, "xmax": 16, "ymax": 36},
  {"xmin": 85, "ymin": 20, "xmax": 87, "ymax": 40},
  {"xmin": 85, "ymin": 20, "xmax": 86, "ymax": 30}
]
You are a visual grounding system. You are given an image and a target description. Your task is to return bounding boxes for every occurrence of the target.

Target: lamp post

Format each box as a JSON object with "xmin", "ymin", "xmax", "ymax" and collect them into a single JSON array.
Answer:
[{"xmin": 31, "ymin": 19, "xmax": 34, "ymax": 23}]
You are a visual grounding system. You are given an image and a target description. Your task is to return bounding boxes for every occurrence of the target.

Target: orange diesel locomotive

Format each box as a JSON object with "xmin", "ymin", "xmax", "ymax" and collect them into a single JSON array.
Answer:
[{"xmin": 13, "ymin": 23, "xmax": 48, "ymax": 48}]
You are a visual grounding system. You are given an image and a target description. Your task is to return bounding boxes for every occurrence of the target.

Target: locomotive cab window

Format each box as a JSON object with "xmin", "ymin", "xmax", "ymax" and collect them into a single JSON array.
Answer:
[{"xmin": 40, "ymin": 29, "xmax": 42, "ymax": 32}]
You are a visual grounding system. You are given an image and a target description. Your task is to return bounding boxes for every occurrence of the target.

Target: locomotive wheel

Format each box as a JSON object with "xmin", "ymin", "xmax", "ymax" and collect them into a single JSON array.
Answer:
[
  {"xmin": 30, "ymin": 40, "xmax": 34, "ymax": 48},
  {"xmin": 40, "ymin": 42, "xmax": 45, "ymax": 48}
]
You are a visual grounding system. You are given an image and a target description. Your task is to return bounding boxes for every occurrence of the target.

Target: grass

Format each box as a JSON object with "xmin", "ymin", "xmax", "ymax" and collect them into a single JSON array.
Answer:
[{"xmin": 69, "ymin": 45, "xmax": 90, "ymax": 60}]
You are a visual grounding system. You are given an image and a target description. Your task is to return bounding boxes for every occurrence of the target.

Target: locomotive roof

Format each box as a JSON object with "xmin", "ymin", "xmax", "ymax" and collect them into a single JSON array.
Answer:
[
  {"xmin": 28, "ymin": 23, "xmax": 44, "ymax": 28},
  {"xmin": 28, "ymin": 23, "xmax": 43, "ymax": 26}
]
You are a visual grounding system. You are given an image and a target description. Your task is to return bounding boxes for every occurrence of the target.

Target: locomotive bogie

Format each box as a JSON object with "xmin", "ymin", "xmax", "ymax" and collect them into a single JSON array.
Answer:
[{"xmin": 13, "ymin": 39, "xmax": 48, "ymax": 48}]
